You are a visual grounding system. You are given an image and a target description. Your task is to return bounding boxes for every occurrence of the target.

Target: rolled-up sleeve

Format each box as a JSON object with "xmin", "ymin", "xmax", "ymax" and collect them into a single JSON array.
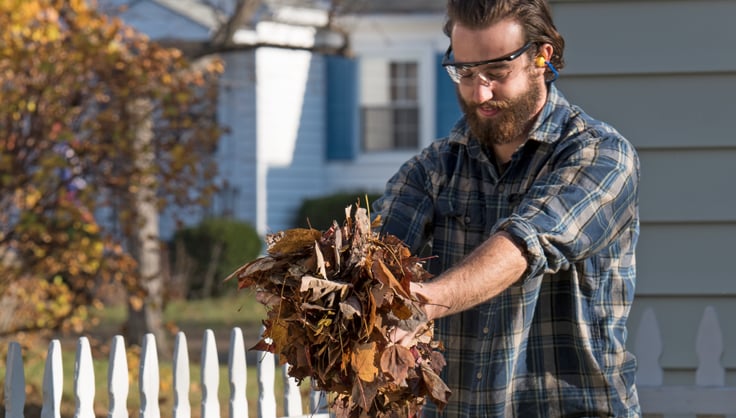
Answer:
[{"xmin": 494, "ymin": 131, "xmax": 640, "ymax": 279}]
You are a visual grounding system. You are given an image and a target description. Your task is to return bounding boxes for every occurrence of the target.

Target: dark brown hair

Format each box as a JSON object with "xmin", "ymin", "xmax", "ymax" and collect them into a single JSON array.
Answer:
[{"xmin": 443, "ymin": 0, "xmax": 566, "ymax": 71}]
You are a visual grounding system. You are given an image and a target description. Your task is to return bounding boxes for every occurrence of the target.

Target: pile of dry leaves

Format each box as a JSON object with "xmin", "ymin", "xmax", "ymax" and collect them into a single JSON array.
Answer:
[{"xmin": 227, "ymin": 203, "xmax": 450, "ymax": 417}]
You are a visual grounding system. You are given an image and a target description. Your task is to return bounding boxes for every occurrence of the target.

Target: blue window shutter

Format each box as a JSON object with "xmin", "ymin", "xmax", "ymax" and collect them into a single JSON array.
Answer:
[
  {"xmin": 435, "ymin": 52, "xmax": 461, "ymax": 138},
  {"xmin": 326, "ymin": 55, "xmax": 357, "ymax": 160}
]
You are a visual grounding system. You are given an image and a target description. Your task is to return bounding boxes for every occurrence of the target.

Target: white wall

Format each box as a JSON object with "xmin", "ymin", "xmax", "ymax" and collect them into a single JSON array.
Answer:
[{"xmin": 256, "ymin": 47, "xmax": 328, "ymax": 234}]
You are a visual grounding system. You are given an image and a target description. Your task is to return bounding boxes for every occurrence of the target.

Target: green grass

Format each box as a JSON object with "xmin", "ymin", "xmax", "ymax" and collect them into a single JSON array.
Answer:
[{"xmin": 1, "ymin": 291, "xmax": 317, "ymax": 418}]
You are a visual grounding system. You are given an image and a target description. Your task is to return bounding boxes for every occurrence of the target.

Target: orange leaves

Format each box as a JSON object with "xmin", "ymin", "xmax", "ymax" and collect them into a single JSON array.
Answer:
[
  {"xmin": 230, "ymin": 203, "xmax": 450, "ymax": 417},
  {"xmin": 0, "ymin": 0, "xmax": 222, "ymax": 339},
  {"xmin": 352, "ymin": 342, "xmax": 379, "ymax": 382}
]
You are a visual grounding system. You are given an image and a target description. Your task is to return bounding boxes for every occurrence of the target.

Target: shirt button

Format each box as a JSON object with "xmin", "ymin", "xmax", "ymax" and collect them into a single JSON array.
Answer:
[
  {"xmin": 464, "ymin": 216, "xmax": 471, "ymax": 224},
  {"xmin": 497, "ymin": 184, "xmax": 505, "ymax": 192},
  {"xmin": 476, "ymin": 372, "xmax": 483, "ymax": 380},
  {"xmin": 483, "ymin": 327, "xmax": 490, "ymax": 334}
]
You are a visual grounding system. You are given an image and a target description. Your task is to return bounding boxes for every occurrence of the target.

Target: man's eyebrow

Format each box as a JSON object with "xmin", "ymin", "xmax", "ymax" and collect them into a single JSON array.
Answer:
[{"xmin": 480, "ymin": 61, "xmax": 512, "ymax": 70}]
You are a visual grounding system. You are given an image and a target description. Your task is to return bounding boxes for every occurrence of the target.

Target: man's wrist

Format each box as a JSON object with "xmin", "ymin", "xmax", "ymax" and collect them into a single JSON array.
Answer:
[{"xmin": 412, "ymin": 280, "xmax": 447, "ymax": 321}]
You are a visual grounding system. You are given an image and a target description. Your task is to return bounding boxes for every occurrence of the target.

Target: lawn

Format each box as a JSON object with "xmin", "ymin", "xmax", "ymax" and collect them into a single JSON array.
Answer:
[{"xmin": 0, "ymin": 291, "xmax": 318, "ymax": 418}]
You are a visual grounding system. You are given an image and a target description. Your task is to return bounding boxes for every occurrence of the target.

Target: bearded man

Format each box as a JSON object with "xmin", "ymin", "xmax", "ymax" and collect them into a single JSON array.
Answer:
[{"xmin": 374, "ymin": 0, "xmax": 641, "ymax": 416}]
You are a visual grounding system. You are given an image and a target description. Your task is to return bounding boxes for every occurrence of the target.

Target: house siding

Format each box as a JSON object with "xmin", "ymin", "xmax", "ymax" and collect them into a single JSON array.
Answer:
[
  {"xmin": 216, "ymin": 51, "xmax": 258, "ymax": 227},
  {"xmin": 552, "ymin": 0, "xmax": 736, "ymax": 385},
  {"xmin": 102, "ymin": 0, "xmax": 212, "ymax": 40}
]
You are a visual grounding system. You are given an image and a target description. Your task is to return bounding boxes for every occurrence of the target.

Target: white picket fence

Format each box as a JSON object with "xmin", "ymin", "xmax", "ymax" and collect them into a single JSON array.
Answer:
[
  {"xmin": 2, "ymin": 327, "xmax": 329, "ymax": 418},
  {"xmin": 635, "ymin": 305, "xmax": 736, "ymax": 417},
  {"xmin": 4, "ymin": 305, "xmax": 736, "ymax": 417}
]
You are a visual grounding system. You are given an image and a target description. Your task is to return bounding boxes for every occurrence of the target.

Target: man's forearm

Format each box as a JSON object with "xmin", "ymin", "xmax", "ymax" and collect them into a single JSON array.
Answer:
[{"xmin": 417, "ymin": 231, "xmax": 528, "ymax": 321}]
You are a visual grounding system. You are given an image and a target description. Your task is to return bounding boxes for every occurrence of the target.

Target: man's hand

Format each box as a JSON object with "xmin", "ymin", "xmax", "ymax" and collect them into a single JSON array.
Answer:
[{"xmin": 389, "ymin": 281, "xmax": 436, "ymax": 347}]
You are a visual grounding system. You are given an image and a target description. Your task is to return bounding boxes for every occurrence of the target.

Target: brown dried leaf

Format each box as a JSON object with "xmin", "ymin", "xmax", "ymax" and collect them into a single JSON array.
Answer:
[
  {"xmin": 268, "ymin": 318, "xmax": 290, "ymax": 353},
  {"xmin": 380, "ymin": 344, "xmax": 415, "ymax": 383},
  {"xmin": 250, "ymin": 338, "xmax": 274, "ymax": 352},
  {"xmin": 267, "ymin": 228, "xmax": 321, "ymax": 255},
  {"xmin": 299, "ymin": 275, "xmax": 350, "ymax": 303},
  {"xmin": 351, "ymin": 377, "xmax": 379, "ymax": 412},
  {"xmin": 420, "ymin": 362, "xmax": 451, "ymax": 411},
  {"xmin": 427, "ymin": 349, "xmax": 447, "ymax": 374},
  {"xmin": 371, "ymin": 258, "xmax": 410, "ymax": 299}
]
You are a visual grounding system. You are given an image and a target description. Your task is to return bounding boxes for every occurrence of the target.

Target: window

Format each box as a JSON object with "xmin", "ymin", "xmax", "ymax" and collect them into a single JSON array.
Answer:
[{"xmin": 361, "ymin": 61, "xmax": 419, "ymax": 152}]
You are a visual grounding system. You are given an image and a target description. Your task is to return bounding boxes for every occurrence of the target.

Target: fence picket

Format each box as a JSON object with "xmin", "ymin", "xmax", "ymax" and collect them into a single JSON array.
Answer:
[
  {"xmin": 107, "ymin": 335, "xmax": 129, "ymax": 418},
  {"xmin": 257, "ymin": 349, "xmax": 277, "ymax": 418},
  {"xmin": 201, "ymin": 329, "xmax": 221, "ymax": 418},
  {"xmin": 695, "ymin": 306, "xmax": 724, "ymax": 386},
  {"xmin": 634, "ymin": 307, "xmax": 663, "ymax": 386},
  {"xmin": 74, "ymin": 337, "xmax": 95, "ymax": 418},
  {"xmin": 173, "ymin": 332, "xmax": 191, "ymax": 418},
  {"xmin": 4, "ymin": 342, "xmax": 25, "ymax": 418},
  {"xmin": 40, "ymin": 340, "xmax": 62, "ymax": 418},
  {"xmin": 282, "ymin": 368, "xmax": 302, "ymax": 417},
  {"xmin": 228, "ymin": 328, "xmax": 248, "ymax": 418},
  {"xmin": 139, "ymin": 333, "xmax": 161, "ymax": 418}
]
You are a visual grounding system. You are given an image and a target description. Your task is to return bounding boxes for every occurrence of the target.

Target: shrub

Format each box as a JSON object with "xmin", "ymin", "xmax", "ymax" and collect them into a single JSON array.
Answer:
[
  {"xmin": 170, "ymin": 218, "xmax": 261, "ymax": 299},
  {"xmin": 293, "ymin": 192, "xmax": 382, "ymax": 230}
]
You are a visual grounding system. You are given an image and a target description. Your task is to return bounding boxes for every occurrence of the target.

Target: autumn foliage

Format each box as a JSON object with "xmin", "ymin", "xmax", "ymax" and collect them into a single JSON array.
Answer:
[
  {"xmin": 0, "ymin": 0, "xmax": 222, "ymax": 339},
  {"xmin": 229, "ymin": 204, "xmax": 451, "ymax": 417}
]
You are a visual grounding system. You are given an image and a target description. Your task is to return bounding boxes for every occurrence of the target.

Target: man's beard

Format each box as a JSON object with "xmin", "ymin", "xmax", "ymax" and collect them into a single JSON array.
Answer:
[{"xmin": 458, "ymin": 73, "xmax": 542, "ymax": 147}]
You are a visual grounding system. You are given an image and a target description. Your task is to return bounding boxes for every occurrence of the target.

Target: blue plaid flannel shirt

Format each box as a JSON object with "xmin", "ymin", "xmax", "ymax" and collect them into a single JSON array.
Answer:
[{"xmin": 374, "ymin": 84, "xmax": 641, "ymax": 417}]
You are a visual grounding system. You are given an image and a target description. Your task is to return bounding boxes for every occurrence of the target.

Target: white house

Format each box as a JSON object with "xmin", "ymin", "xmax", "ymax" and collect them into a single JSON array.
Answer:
[{"xmin": 110, "ymin": 0, "xmax": 736, "ymax": 415}]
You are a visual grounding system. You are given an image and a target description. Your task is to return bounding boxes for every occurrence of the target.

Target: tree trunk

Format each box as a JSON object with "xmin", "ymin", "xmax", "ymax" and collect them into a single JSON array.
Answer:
[
  {"xmin": 201, "ymin": 239, "xmax": 224, "ymax": 298},
  {"xmin": 124, "ymin": 99, "xmax": 170, "ymax": 356}
]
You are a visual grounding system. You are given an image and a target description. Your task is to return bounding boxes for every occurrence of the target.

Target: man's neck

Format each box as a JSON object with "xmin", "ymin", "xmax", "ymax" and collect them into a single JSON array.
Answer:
[{"xmin": 492, "ymin": 139, "xmax": 524, "ymax": 166}]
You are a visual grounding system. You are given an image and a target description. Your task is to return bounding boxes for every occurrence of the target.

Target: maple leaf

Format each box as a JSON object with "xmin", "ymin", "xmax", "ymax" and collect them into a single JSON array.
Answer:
[
  {"xmin": 351, "ymin": 342, "xmax": 379, "ymax": 383},
  {"xmin": 380, "ymin": 344, "xmax": 416, "ymax": 383}
]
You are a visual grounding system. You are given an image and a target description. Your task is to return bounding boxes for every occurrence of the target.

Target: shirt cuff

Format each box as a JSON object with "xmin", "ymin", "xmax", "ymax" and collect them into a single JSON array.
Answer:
[{"xmin": 492, "ymin": 215, "xmax": 546, "ymax": 280}]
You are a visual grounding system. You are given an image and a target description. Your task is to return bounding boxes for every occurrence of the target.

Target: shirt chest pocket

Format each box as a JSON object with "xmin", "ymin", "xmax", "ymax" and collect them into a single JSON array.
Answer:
[{"xmin": 435, "ymin": 189, "xmax": 487, "ymax": 235}]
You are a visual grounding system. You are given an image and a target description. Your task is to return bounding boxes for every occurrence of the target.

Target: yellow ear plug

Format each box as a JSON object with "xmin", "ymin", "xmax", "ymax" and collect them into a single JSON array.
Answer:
[{"xmin": 535, "ymin": 56, "xmax": 547, "ymax": 68}]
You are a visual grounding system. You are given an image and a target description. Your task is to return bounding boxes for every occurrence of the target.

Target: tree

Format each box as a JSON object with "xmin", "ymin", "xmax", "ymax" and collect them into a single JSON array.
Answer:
[{"xmin": 0, "ymin": 0, "xmax": 223, "ymax": 348}]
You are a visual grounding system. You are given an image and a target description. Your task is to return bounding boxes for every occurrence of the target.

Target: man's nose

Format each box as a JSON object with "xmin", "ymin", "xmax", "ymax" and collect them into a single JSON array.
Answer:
[{"xmin": 471, "ymin": 74, "xmax": 495, "ymax": 103}]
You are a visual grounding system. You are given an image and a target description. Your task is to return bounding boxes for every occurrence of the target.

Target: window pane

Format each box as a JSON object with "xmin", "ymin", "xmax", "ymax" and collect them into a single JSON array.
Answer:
[
  {"xmin": 362, "ymin": 107, "xmax": 393, "ymax": 152},
  {"xmin": 362, "ymin": 61, "xmax": 419, "ymax": 152},
  {"xmin": 394, "ymin": 107, "xmax": 418, "ymax": 149},
  {"xmin": 361, "ymin": 106, "xmax": 418, "ymax": 151}
]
